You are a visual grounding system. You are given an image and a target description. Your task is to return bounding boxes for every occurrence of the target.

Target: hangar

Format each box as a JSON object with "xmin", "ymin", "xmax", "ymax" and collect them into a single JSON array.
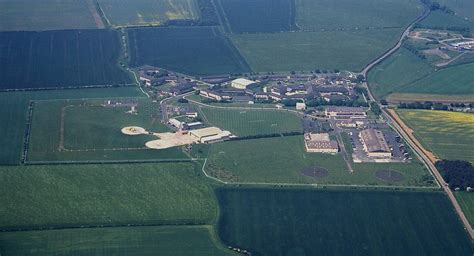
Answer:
[
  {"xmin": 359, "ymin": 129, "xmax": 391, "ymax": 158},
  {"xmin": 231, "ymin": 78, "xmax": 256, "ymax": 89},
  {"xmin": 189, "ymin": 127, "xmax": 232, "ymax": 143}
]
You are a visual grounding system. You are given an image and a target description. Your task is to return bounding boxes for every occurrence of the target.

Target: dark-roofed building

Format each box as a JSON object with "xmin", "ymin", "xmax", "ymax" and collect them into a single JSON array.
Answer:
[
  {"xmin": 359, "ymin": 129, "xmax": 391, "ymax": 158},
  {"xmin": 325, "ymin": 106, "xmax": 367, "ymax": 118},
  {"xmin": 169, "ymin": 82, "xmax": 194, "ymax": 95}
]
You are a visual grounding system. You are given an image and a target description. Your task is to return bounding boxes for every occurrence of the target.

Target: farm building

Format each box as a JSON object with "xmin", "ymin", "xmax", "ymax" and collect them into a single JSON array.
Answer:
[
  {"xmin": 359, "ymin": 129, "xmax": 391, "ymax": 158},
  {"xmin": 169, "ymin": 118, "xmax": 185, "ymax": 130},
  {"xmin": 304, "ymin": 133, "xmax": 339, "ymax": 153},
  {"xmin": 325, "ymin": 106, "xmax": 367, "ymax": 118},
  {"xmin": 189, "ymin": 127, "xmax": 232, "ymax": 143},
  {"xmin": 231, "ymin": 78, "xmax": 256, "ymax": 89}
]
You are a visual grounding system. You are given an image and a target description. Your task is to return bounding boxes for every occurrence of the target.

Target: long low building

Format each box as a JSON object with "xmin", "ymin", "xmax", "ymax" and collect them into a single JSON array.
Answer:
[
  {"xmin": 189, "ymin": 127, "xmax": 232, "ymax": 143},
  {"xmin": 304, "ymin": 133, "xmax": 339, "ymax": 153},
  {"xmin": 359, "ymin": 128, "xmax": 391, "ymax": 158},
  {"xmin": 325, "ymin": 106, "xmax": 367, "ymax": 118}
]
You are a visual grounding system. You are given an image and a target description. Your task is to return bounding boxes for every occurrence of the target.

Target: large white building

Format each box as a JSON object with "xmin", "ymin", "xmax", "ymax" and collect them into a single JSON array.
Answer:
[
  {"xmin": 231, "ymin": 78, "xmax": 256, "ymax": 89},
  {"xmin": 359, "ymin": 129, "xmax": 391, "ymax": 158},
  {"xmin": 189, "ymin": 127, "xmax": 232, "ymax": 143},
  {"xmin": 325, "ymin": 106, "xmax": 367, "ymax": 119}
]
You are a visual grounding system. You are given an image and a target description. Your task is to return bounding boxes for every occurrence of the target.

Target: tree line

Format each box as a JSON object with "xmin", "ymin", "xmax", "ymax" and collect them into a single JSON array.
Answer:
[{"xmin": 436, "ymin": 160, "xmax": 474, "ymax": 191}]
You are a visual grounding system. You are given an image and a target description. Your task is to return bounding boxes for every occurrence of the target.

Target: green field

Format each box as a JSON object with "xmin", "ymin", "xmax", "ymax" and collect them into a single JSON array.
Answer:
[
  {"xmin": 368, "ymin": 48, "xmax": 434, "ymax": 99},
  {"xmin": 206, "ymin": 135, "xmax": 432, "ymax": 186},
  {"xmin": 199, "ymin": 107, "xmax": 302, "ymax": 136},
  {"xmin": 0, "ymin": 30, "xmax": 132, "ymax": 90},
  {"xmin": 397, "ymin": 110, "xmax": 474, "ymax": 163},
  {"xmin": 98, "ymin": 0, "xmax": 198, "ymax": 27},
  {"xmin": 0, "ymin": 162, "xmax": 216, "ymax": 230},
  {"xmin": 0, "ymin": 87, "xmax": 142, "ymax": 165},
  {"xmin": 417, "ymin": 10, "xmax": 474, "ymax": 32},
  {"xmin": 215, "ymin": 0, "xmax": 296, "ymax": 33},
  {"xmin": 0, "ymin": 0, "xmax": 101, "ymax": 31},
  {"xmin": 437, "ymin": 0, "xmax": 474, "ymax": 21},
  {"xmin": 128, "ymin": 27, "xmax": 251, "ymax": 76},
  {"xmin": 230, "ymin": 29, "xmax": 401, "ymax": 72},
  {"xmin": 0, "ymin": 225, "xmax": 233, "ymax": 256},
  {"xmin": 399, "ymin": 62, "xmax": 474, "ymax": 95},
  {"xmin": 27, "ymin": 98, "xmax": 188, "ymax": 163},
  {"xmin": 296, "ymin": 0, "xmax": 422, "ymax": 30},
  {"xmin": 217, "ymin": 188, "xmax": 472, "ymax": 255},
  {"xmin": 456, "ymin": 192, "xmax": 474, "ymax": 227}
]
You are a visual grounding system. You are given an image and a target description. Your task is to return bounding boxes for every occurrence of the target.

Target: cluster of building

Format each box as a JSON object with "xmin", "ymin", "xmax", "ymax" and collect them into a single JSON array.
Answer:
[
  {"xmin": 199, "ymin": 74, "xmax": 358, "ymax": 106},
  {"xmin": 449, "ymin": 40, "xmax": 474, "ymax": 51},
  {"xmin": 168, "ymin": 118, "xmax": 203, "ymax": 131},
  {"xmin": 138, "ymin": 67, "xmax": 196, "ymax": 96},
  {"xmin": 325, "ymin": 106, "xmax": 367, "ymax": 119},
  {"xmin": 304, "ymin": 133, "xmax": 339, "ymax": 154}
]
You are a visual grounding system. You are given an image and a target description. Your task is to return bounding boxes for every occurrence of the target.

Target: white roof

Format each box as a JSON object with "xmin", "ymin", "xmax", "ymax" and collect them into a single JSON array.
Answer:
[
  {"xmin": 232, "ymin": 78, "xmax": 255, "ymax": 86},
  {"xmin": 189, "ymin": 127, "xmax": 222, "ymax": 138}
]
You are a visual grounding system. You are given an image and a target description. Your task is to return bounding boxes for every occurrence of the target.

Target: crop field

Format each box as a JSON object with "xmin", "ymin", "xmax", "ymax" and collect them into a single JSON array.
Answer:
[
  {"xmin": 417, "ymin": 10, "xmax": 474, "ymax": 31},
  {"xmin": 27, "ymin": 98, "xmax": 188, "ymax": 163},
  {"xmin": 456, "ymin": 192, "xmax": 474, "ymax": 227},
  {"xmin": 368, "ymin": 48, "xmax": 434, "ymax": 99},
  {"xmin": 215, "ymin": 0, "xmax": 296, "ymax": 33},
  {"xmin": 217, "ymin": 188, "xmax": 472, "ymax": 255},
  {"xmin": 398, "ymin": 62, "xmax": 474, "ymax": 95},
  {"xmin": 128, "ymin": 27, "xmax": 251, "ymax": 76},
  {"xmin": 0, "ymin": 0, "xmax": 102, "ymax": 31},
  {"xmin": 0, "ymin": 225, "xmax": 233, "ymax": 256},
  {"xmin": 0, "ymin": 30, "xmax": 133, "ymax": 90},
  {"xmin": 98, "ymin": 0, "xmax": 198, "ymax": 27},
  {"xmin": 0, "ymin": 87, "xmax": 142, "ymax": 165},
  {"xmin": 437, "ymin": 0, "xmax": 474, "ymax": 21},
  {"xmin": 205, "ymin": 135, "xmax": 433, "ymax": 186},
  {"xmin": 397, "ymin": 110, "xmax": 474, "ymax": 163},
  {"xmin": 296, "ymin": 0, "xmax": 422, "ymax": 30},
  {"xmin": 199, "ymin": 107, "xmax": 302, "ymax": 136},
  {"xmin": 0, "ymin": 162, "xmax": 217, "ymax": 230},
  {"xmin": 230, "ymin": 28, "xmax": 401, "ymax": 72}
]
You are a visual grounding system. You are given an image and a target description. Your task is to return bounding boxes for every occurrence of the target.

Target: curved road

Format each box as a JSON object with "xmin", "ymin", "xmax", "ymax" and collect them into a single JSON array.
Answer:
[{"xmin": 361, "ymin": 3, "xmax": 474, "ymax": 239}]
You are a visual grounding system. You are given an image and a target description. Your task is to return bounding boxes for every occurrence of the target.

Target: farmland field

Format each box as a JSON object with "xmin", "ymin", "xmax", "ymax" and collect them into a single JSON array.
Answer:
[
  {"xmin": 0, "ymin": 163, "xmax": 217, "ymax": 230},
  {"xmin": 436, "ymin": 0, "xmax": 474, "ymax": 21},
  {"xmin": 27, "ymin": 98, "xmax": 188, "ymax": 163},
  {"xmin": 398, "ymin": 62, "xmax": 474, "ymax": 95},
  {"xmin": 368, "ymin": 48, "xmax": 434, "ymax": 99},
  {"xmin": 397, "ymin": 110, "xmax": 474, "ymax": 163},
  {"xmin": 199, "ymin": 107, "xmax": 302, "ymax": 136},
  {"xmin": 296, "ymin": 0, "xmax": 422, "ymax": 30},
  {"xmin": 215, "ymin": 0, "xmax": 297, "ymax": 33},
  {"xmin": 456, "ymin": 192, "xmax": 474, "ymax": 227},
  {"xmin": 417, "ymin": 10, "xmax": 474, "ymax": 32},
  {"xmin": 0, "ymin": 87, "xmax": 142, "ymax": 165},
  {"xmin": 0, "ymin": 30, "xmax": 133, "ymax": 90},
  {"xmin": 0, "ymin": 225, "xmax": 233, "ymax": 256},
  {"xmin": 128, "ymin": 27, "xmax": 251, "ymax": 76},
  {"xmin": 0, "ymin": 0, "xmax": 101, "ymax": 31},
  {"xmin": 206, "ymin": 135, "xmax": 432, "ymax": 186},
  {"xmin": 230, "ymin": 29, "xmax": 401, "ymax": 72},
  {"xmin": 98, "ymin": 0, "xmax": 198, "ymax": 27},
  {"xmin": 217, "ymin": 188, "xmax": 473, "ymax": 255}
]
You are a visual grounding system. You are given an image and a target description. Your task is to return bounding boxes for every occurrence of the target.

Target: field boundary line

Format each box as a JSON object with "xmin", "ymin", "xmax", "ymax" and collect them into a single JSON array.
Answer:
[
  {"xmin": 24, "ymin": 158, "xmax": 202, "ymax": 166},
  {"xmin": 21, "ymin": 101, "xmax": 35, "ymax": 164},
  {"xmin": 0, "ymin": 83, "xmax": 137, "ymax": 93}
]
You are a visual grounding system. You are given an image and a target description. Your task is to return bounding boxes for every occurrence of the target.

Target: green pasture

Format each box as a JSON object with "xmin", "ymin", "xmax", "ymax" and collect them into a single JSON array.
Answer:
[
  {"xmin": 0, "ymin": 30, "xmax": 133, "ymax": 89},
  {"xmin": 399, "ymin": 62, "xmax": 474, "ymax": 95},
  {"xmin": 205, "ymin": 135, "xmax": 433, "ymax": 186},
  {"xmin": 0, "ymin": 87, "xmax": 142, "ymax": 165},
  {"xmin": 27, "ymin": 98, "xmax": 187, "ymax": 163},
  {"xmin": 296, "ymin": 0, "xmax": 422, "ymax": 30},
  {"xmin": 199, "ymin": 107, "xmax": 302, "ymax": 136},
  {"xmin": 230, "ymin": 29, "xmax": 401, "ymax": 72},
  {"xmin": 0, "ymin": 0, "xmax": 99, "ymax": 31},
  {"xmin": 215, "ymin": 0, "xmax": 296, "ymax": 33},
  {"xmin": 128, "ymin": 26, "xmax": 251, "ymax": 76},
  {"xmin": 217, "ymin": 188, "xmax": 473, "ymax": 255},
  {"xmin": 98, "ymin": 0, "xmax": 198, "ymax": 27},
  {"xmin": 0, "ymin": 225, "xmax": 233, "ymax": 256},
  {"xmin": 397, "ymin": 110, "xmax": 474, "ymax": 163},
  {"xmin": 437, "ymin": 0, "xmax": 474, "ymax": 21},
  {"xmin": 0, "ymin": 162, "xmax": 216, "ymax": 230},
  {"xmin": 368, "ymin": 47, "xmax": 434, "ymax": 99},
  {"xmin": 417, "ymin": 10, "xmax": 474, "ymax": 32}
]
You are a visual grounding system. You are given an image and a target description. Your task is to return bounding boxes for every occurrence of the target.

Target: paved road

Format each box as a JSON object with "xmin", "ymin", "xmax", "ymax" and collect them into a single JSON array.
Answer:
[{"xmin": 360, "ymin": 3, "xmax": 474, "ymax": 239}]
